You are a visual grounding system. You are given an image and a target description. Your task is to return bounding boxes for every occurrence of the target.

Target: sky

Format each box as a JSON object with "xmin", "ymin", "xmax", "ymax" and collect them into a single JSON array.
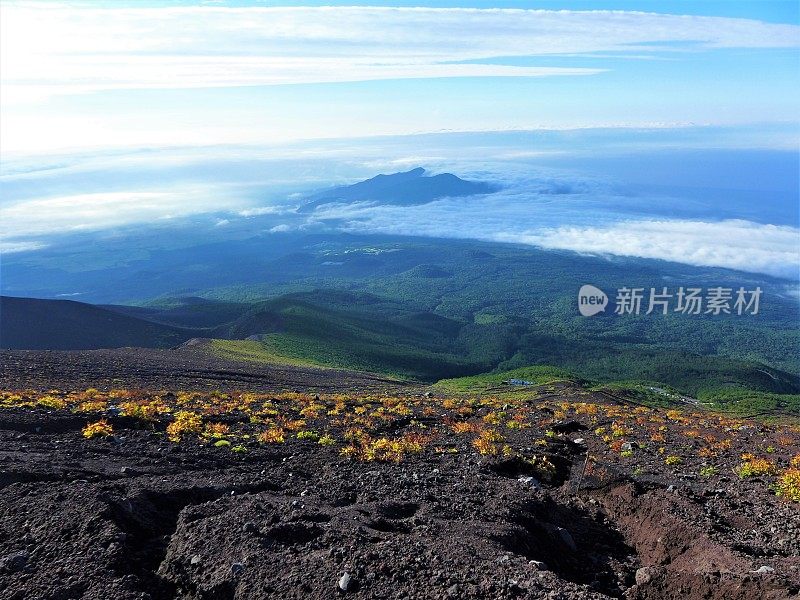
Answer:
[
  {"xmin": 2, "ymin": 1, "xmax": 799, "ymax": 153},
  {"xmin": 0, "ymin": 1, "xmax": 798, "ymax": 281}
]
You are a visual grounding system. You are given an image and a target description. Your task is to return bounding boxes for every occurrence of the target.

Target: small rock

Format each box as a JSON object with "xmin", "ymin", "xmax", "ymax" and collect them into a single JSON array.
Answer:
[
  {"xmin": 556, "ymin": 527, "xmax": 577, "ymax": 552},
  {"xmin": 497, "ymin": 554, "xmax": 510, "ymax": 564},
  {"xmin": 518, "ymin": 476, "xmax": 540, "ymax": 488},
  {"xmin": 190, "ymin": 554, "xmax": 202, "ymax": 565},
  {"xmin": 120, "ymin": 466, "xmax": 136, "ymax": 476},
  {"xmin": 666, "ymin": 485, "xmax": 675, "ymax": 493},
  {"xmin": 231, "ymin": 562, "xmax": 245, "ymax": 576},
  {"xmin": 1, "ymin": 551, "xmax": 29, "ymax": 573},
  {"xmin": 447, "ymin": 584, "xmax": 460, "ymax": 597},
  {"xmin": 529, "ymin": 560, "xmax": 548, "ymax": 570},
  {"xmin": 752, "ymin": 566, "xmax": 775, "ymax": 574},
  {"xmin": 338, "ymin": 572, "xmax": 352, "ymax": 592},
  {"xmin": 635, "ymin": 567, "xmax": 653, "ymax": 586},
  {"xmin": 621, "ymin": 442, "xmax": 637, "ymax": 452},
  {"xmin": 573, "ymin": 438, "xmax": 586, "ymax": 445}
]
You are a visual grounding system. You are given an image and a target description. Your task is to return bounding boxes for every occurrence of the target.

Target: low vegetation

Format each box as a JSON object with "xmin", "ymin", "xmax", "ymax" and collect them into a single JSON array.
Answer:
[{"xmin": 1, "ymin": 383, "xmax": 798, "ymax": 503}]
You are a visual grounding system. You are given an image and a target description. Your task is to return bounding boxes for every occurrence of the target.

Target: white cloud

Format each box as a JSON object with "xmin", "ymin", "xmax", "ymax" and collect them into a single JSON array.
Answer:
[
  {"xmin": 1, "ymin": 5, "xmax": 797, "ymax": 100},
  {"xmin": 238, "ymin": 206, "xmax": 294, "ymax": 217},
  {"xmin": 0, "ymin": 240, "xmax": 47, "ymax": 253},
  {"xmin": 498, "ymin": 220, "xmax": 800, "ymax": 279},
  {"xmin": 0, "ymin": 189, "xmax": 244, "ymax": 237}
]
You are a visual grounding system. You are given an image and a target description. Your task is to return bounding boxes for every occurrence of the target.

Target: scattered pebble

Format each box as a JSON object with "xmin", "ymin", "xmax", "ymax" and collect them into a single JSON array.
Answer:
[
  {"xmin": 338, "ymin": 572, "xmax": 352, "ymax": 592},
  {"xmin": 752, "ymin": 566, "xmax": 775, "ymax": 574},
  {"xmin": 518, "ymin": 475, "xmax": 540, "ymax": 488},
  {"xmin": 635, "ymin": 567, "xmax": 654, "ymax": 586}
]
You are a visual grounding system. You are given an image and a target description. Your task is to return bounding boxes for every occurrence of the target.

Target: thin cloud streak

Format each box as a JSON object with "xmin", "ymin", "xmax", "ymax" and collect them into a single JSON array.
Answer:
[
  {"xmin": 2, "ymin": 5, "xmax": 798, "ymax": 100},
  {"xmin": 0, "ymin": 189, "xmax": 246, "ymax": 237}
]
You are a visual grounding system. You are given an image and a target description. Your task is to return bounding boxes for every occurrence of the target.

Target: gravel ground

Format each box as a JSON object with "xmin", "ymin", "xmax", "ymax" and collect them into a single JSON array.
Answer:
[{"xmin": 0, "ymin": 354, "xmax": 798, "ymax": 599}]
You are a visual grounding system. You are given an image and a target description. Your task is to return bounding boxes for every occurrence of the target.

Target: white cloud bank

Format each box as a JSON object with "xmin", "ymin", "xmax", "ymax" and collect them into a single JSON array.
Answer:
[
  {"xmin": 0, "ymin": 189, "xmax": 245, "ymax": 238},
  {"xmin": 313, "ymin": 177, "xmax": 799, "ymax": 279},
  {"xmin": 2, "ymin": 5, "xmax": 798, "ymax": 100},
  {"xmin": 499, "ymin": 220, "xmax": 800, "ymax": 280}
]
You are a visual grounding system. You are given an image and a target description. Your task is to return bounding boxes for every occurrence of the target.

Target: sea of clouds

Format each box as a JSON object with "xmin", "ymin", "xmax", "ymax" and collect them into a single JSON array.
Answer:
[{"xmin": 1, "ymin": 130, "xmax": 798, "ymax": 280}]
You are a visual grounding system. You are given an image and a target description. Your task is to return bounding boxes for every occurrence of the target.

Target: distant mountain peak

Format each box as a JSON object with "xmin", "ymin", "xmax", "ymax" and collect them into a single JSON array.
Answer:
[{"xmin": 300, "ymin": 167, "xmax": 498, "ymax": 211}]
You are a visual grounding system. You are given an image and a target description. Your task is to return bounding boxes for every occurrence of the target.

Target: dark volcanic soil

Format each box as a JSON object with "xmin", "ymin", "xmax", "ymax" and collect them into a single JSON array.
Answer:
[
  {"xmin": 0, "ymin": 355, "xmax": 798, "ymax": 600},
  {"xmin": 0, "ymin": 346, "xmax": 412, "ymax": 394}
]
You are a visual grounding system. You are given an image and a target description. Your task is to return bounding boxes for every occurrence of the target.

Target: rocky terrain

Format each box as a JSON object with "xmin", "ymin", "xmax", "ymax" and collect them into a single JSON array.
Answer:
[{"xmin": 0, "ymin": 353, "xmax": 798, "ymax": 600}]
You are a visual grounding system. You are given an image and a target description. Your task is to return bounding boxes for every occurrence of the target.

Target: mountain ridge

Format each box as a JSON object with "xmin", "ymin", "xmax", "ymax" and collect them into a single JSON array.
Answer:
[
  {"xmin": 300, "ymin": 167, "xmax": 498, "ymax": 211},
  {"xmin": 0, "ymin": 295, "xmax": 199, "ymax": 350}
]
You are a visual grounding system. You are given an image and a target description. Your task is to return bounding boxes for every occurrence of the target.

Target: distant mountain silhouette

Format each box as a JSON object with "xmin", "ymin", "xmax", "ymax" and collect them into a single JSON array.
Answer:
[
  {"xmin": 0, "ymin": 296, "xmax": 197, "ymax": 350},
  {"xmin": 300, "ymin": 167, "xmax": 498, "ymax": 211}
]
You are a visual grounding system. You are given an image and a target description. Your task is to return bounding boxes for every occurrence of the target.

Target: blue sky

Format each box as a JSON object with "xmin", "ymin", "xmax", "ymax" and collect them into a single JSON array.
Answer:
[{"xmin": 19, "ymin": 1, "xmax": 799, "ymax": 23}]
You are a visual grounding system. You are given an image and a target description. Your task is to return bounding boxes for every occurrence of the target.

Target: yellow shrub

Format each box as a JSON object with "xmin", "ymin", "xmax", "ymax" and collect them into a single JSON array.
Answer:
[
  {"xmin": 735, "ymin": 457, "xmax": 776, "ymax": 478},
  {"xmin": 120, "ymin": 401, "xmax": 164, "ymax": 422},
  {"xmin": 202, "ymin": 423, "xmax": 230, "ymax": 439},
  {"xmin": 341, "ymin": 432, "xmax": 428, "ymax": 462},
  {"xmin": 258, "ymin": 428, "xmax": 286, "ymax": 444},
  {"xmin": 482, "ymin": 411, "xmax": 503, "ymax": 426},
  {"xmin": 775, "ymin": 468, "xmax": 800, "ymax": 501},
  {"xmin": 451, "ymin": 421, "xmax": 476, "ymax": 434},
  {"xmin": 472, "ymin": 429, "xmax": 511, "ymax": 456},
  {"xmin": 82, "ymin": 420, "xmax": 113, "ymax": 439},
  {"xmin": 279, "ymin": 418, "xmax": 306, "ymax": 431},
  {"xmin": 166, "ymin": 411, "xmax": 202, "ymax": 442},
  {"xmin": 665, "ymin": 455, "xmax": 682, "ymax": 465},
  {"xmin": 77, "ymin": 400, "xmax": 107, "ymax": 412},
  {"xmin": 37, "ymin": 395, "xmax": 66, "ymax": 410}
]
